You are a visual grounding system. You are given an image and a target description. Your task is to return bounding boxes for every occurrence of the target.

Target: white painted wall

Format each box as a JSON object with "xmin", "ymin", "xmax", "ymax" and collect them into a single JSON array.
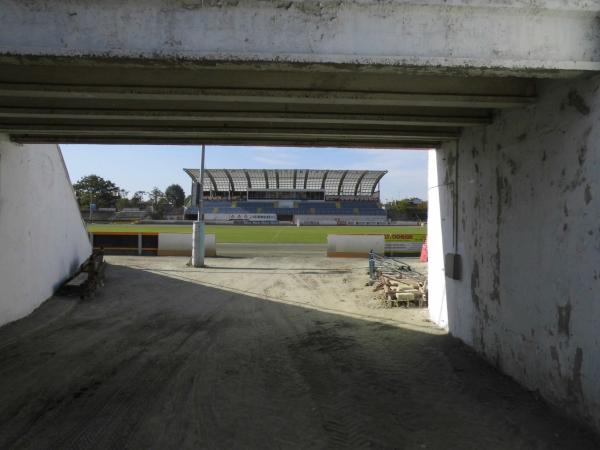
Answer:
[
  {"xmin": 428, "ymin": 75, "xmax": 600, "ymax": 431},
  {"xmin": 0, "ymin": 135, "xmax": 91, "ymax": 326},
  {"xmin": 427, "ymin": 149, "xmax": 449, "ymax": 328}
]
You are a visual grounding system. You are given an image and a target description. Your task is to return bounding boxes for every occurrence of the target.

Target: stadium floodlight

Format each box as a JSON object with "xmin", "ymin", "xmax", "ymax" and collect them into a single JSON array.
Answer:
[{"xmin": 192, "ymin": 145, "xmax": 206, "ymax": 267}]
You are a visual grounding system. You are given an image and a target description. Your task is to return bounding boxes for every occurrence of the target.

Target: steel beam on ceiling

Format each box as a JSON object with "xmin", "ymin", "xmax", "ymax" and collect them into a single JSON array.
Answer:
[
  {"xmin": 0, "ymin": 83, "xmax": 536, "ymax": 109},
  {"xmin": 0, "ymin": 107, "xmax": 492, "ymax": 127},
  {"xmin": 11, "ymin": 134, "xmax": 439, "ymax": 148},
  {"xmin": 0, "ymin": 125, "xmax": 458, "ymax": 142}
]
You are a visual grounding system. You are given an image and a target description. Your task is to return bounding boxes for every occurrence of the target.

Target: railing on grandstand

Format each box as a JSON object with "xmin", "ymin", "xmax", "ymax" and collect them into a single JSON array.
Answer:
[{"xmin": 186, "ymin": 200, "xmax": 386, "ymax": 216}]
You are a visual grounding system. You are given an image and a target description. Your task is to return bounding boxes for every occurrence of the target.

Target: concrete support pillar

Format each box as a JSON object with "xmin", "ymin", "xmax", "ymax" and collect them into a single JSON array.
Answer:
[
  {"xmin": 137, "ymin": 233, "xmax": 142, "ymax": 256},
  {"xmin": 192, "ymin": 221, "xmax": 205, "ymax": 267}
]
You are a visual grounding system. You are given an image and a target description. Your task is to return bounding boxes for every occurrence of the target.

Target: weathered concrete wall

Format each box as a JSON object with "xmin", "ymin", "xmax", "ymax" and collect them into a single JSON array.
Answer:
[
  {"xmin": 429, "ymin": 74, "xmax": 600, "ymax": 430},
  {"xmin": 1, "ymin": 0, "xmax": 599, "ymax": 74},
  {"xmin": 0, "ymin": 135, "xmax": 91, "ymax": 326}
]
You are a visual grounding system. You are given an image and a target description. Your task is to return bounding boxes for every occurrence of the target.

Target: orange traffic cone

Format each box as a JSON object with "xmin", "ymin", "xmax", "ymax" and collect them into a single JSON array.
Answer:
[{"xmin": 420, "ymin": 238, "xmax": 428, "ymax": 262}]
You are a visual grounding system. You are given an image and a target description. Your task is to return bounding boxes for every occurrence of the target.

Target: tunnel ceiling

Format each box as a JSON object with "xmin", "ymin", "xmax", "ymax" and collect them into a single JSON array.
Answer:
[{"xmin": 0, "ymin": 57, "xmax": 537, "ymax": 148}]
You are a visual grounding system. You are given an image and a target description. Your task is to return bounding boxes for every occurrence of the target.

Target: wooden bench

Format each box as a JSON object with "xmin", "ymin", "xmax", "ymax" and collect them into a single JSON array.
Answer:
[{"xmin": 59, "ymin": 250, "xmax": 106, "ymax": 299}]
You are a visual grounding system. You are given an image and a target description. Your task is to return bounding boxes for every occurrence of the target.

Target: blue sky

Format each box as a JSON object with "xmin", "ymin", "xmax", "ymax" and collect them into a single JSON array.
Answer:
[{"xmin": 60, "ymin": 145, "xmax": 428, "ymax": 202}]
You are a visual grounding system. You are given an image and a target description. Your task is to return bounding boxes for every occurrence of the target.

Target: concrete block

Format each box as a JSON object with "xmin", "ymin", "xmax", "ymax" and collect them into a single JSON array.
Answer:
[{"xmin": 158, "ymin": 233, "xmax": 216, "ymax": 257}]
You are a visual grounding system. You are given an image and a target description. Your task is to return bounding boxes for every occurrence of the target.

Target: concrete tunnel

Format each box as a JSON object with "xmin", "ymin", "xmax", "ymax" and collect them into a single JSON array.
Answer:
[{"xmin": 0, "ymin": 0, "xmax": 599, "ymax": 436}]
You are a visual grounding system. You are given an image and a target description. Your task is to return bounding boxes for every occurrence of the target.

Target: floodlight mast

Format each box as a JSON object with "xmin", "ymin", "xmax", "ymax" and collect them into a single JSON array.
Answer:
[{"xmin": 192, "ymin": 145, "xmax": 206, "ymax": 267}]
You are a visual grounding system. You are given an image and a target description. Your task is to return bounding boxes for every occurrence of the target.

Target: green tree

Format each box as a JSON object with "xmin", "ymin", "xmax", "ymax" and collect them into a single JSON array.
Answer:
[
  {"xmin": 73, "ymin": 175, "xmax": 120, "ymax": 209},
  {"xmin": 149, "ymin": 187, "xmax": 165, "ymax": 207},
  {"xmin": 149, "ymin": 187, "xmax": 167, "ymax": 219},
  {"xmin": 115, "ymin": 189, "xmax": 131, "ymax": 209},
  {"xmin": 116, "ymin": 197, "xmax": 131, "ymax": 210},
  {"xmin": 385, "ymin": 198, "xmax": 428, "ymax": 221},
  {"xmin": 165, "ymin": 184, "xmax": 185, "ymax": 207},
  {"xmin": 130, "ymin": 191, "xmax": 147, "ymax": 208}
]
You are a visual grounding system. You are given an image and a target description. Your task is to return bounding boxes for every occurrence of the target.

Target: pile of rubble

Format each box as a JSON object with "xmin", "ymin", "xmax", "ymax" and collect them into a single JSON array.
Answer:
[
  {"xmin": 373, "ymin": 274, "xmax": 427, "ymax": 308},
  {"xmin": 367, "ymin": 252, "xmax": 427, "ymax": 308}
]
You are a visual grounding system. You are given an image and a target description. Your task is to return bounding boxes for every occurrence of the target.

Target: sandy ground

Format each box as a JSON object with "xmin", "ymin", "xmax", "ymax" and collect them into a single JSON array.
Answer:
[{"xmin": 0, "ymin": 254, "xmax": 597, "ymax": 449}]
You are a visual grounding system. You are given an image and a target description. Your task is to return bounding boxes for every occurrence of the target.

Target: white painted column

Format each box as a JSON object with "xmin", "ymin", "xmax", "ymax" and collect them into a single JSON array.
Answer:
[
  {"xmin": 192, "ymin": 145, "xmax": 206, "ymax": 267},
  {"xmin": 192, "ymin": 222, "xmax": 205, "ymax": 265}
]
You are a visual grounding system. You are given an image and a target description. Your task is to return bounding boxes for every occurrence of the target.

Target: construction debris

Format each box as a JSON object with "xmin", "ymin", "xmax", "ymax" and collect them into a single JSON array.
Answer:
[{"xmin": 369, "ymin": 251, "xmax": 427, "ymax": 308}]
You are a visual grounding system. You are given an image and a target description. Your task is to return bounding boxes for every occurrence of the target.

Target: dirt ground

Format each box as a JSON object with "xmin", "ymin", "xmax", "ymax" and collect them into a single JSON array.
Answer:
[{"xmin": 0, "ymin": 253, "xmax": 597, "ymax": 449}]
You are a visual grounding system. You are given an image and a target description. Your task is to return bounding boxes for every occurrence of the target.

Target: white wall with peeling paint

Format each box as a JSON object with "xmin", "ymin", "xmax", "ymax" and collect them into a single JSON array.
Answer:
[
  {"xmin": 0, "ymin": 135, "xmax": 91, "ymax": 326},
  {"xmin": 429, "ymin": 74, "xmax": 600, "ymax": 431}
]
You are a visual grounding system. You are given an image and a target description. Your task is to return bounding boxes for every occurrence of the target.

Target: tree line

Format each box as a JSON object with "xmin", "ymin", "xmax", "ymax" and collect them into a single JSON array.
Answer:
[
  {"xmin": 73, "ymin": 174, "xmax": 426, "ymax": 221},
  {"xmin": 384, "ymin": 198, "xmax": 428, "ymax": 221},
  {"xmin": 72, "ymin": 174, "xmax": 189, "ymax": 218}
]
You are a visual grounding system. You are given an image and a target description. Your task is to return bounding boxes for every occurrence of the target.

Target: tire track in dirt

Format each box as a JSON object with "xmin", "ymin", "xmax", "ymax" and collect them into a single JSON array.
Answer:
[{"xmin": 64, "ymin": 302, "xmax": 231, "ymax": 450}]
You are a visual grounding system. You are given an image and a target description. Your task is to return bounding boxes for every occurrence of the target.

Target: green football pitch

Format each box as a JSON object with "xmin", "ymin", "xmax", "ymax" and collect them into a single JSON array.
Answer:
[{"xmin": 87, "ymin": 224, "xmax": 426, "ymax": 244}]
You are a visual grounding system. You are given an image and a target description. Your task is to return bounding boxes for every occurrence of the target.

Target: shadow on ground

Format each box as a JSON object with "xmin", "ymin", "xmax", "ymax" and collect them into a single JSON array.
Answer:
[{"xmin": 0, "ymin": 263, "xmax": 597, "ymax": 449}]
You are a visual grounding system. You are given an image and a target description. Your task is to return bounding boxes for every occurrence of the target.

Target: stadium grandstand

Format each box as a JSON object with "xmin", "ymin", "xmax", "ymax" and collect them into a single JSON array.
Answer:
[{"xmin": 184, "ymin": 169, "xmax": 388, "ymax": 225}]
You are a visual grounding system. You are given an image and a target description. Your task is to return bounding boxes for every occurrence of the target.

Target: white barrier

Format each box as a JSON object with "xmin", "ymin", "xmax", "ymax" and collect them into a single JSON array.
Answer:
[
  {"xmin": 384, "ymin": 241, "xmax": 423, "ymax": 254},
  {"xmin": 327, "ymin": 234, "xmax": 384, "ymax": 257},
  {"xmin": 158, "ymin": 233, "xmax": 216, "ymax": 257}
]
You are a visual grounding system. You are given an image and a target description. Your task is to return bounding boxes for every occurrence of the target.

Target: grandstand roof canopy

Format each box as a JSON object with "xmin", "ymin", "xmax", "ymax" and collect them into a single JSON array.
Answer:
[{"xmin": 184, "ymin": 169, "xmax": 387, "ymax": 196}]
